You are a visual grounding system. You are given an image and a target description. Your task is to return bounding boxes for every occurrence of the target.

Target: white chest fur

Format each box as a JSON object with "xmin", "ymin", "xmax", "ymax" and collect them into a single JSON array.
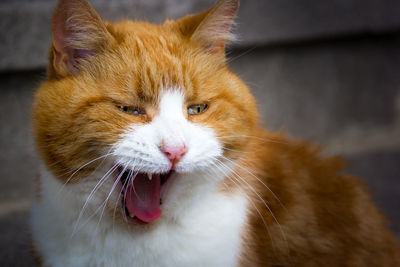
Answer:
[{"xmin": 31, "ymin": 168, "xmax": 247, "ymax": 267}]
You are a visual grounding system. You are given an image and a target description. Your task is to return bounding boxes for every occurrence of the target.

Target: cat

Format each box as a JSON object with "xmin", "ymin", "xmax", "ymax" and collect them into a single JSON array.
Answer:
[{"xmin": 31, "ymin": 0, "xmax": 400, "ymax": 266}]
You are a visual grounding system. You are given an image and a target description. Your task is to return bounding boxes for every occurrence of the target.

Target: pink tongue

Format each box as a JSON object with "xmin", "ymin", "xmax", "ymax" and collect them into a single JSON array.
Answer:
[{"xmin": 125, "ymin": 173, "xmax": 162, "ymax": 223}]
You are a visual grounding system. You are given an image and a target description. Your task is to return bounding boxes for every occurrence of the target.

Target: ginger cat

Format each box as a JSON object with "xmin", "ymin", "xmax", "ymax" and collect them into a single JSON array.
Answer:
[{"xmin": 31, "ymin": 0, "xmax": 400, "ymax": 266}]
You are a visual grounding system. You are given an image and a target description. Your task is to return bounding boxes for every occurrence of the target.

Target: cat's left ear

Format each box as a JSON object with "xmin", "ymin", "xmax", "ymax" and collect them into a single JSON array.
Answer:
[
  {"xmin": 50, "ymin": 0, "xmax": 114, "ymax": 77},
  {"xmin": 178, "ymin": 0, "xmax": 239, "ymax": 56}
]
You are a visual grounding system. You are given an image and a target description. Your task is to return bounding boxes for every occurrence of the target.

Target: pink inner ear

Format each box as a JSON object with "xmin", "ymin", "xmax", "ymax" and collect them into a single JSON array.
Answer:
[
  {"xmin": 51, "ymin": 0, "xmax": 107, "ymax": 76},
  {"xmin": 52, "ymin": 27, "xmax": 97, "ymax": 75},
  {"xmin": 74, "ymin": 49, "xmax": 95, "ymax": 59}
]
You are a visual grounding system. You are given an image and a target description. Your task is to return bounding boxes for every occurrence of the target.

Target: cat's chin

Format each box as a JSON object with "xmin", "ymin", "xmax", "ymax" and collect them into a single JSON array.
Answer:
[{"xmin": 116, "ymin": 166, "xmax": 175, "ymax": 225}]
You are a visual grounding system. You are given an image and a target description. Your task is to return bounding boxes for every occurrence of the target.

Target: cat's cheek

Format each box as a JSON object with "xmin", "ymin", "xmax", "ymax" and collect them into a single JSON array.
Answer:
[
  {"xmin": 113, "ymin": 121, "xmax": 223, "ymax": 175},
  {"xmin": 113, "ymin": 123, "xmax": 172, "ymax": 173},
  {"xmin": 174, "ymin": 124, "xmax": 223, "ymax": 173}
]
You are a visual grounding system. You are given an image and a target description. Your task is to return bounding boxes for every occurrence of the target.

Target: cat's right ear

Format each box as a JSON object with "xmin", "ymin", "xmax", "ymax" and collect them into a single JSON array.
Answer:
[
  {"xmin": 176, "ymin": 0, "xmax": 239, "ymax": 58},
  {"xmin": 50, "ymin": 0, "xmax": 113, "ymax": 77}
]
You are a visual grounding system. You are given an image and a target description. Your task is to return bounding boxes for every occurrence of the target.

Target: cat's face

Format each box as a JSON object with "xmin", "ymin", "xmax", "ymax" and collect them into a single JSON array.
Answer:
[{"xmin": 33, "ymin": 0, "xmax": 258, "ymax": 227}]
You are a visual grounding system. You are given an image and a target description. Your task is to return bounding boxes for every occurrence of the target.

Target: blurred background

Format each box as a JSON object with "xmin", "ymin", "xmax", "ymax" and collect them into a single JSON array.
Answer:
[{"xmin": 1, "ymin": 0, "xmax": 400, "ymax": 265}]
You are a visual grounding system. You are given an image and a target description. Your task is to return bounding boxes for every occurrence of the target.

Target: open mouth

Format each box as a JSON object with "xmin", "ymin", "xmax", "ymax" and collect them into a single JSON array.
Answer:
[{"xmin": 117, "ymin": 167, "xmax": 174, "ymax": 225}]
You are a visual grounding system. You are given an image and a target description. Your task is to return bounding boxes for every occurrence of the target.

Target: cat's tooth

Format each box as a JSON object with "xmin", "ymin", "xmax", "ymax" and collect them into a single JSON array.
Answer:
[
  {"xmin": 129, "ymin": 213, "xmax": 135, "ymax": 218},
  {"xmin": 147, "ymin": 173, "xmax": 153, "ymax": 181}
]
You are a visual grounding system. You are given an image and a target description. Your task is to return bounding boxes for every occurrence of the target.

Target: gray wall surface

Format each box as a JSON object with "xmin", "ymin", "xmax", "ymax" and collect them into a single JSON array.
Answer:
[
  {"xmin": 0, "ymin": 0, "xmax": 399, "ymax": 265},
  {"xmin": 2, "ymin": 0, "xmax": 400, "ymax": 70}
]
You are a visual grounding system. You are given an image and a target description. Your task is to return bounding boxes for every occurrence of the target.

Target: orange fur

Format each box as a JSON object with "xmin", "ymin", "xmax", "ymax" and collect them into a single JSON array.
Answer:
[
  {"xmin": 32, "ymin": 0, "xmax": 400, "ymax": 266},
  {"xmin": 235, "ymin": 131, "xmax": 400, "ymax": 266}
]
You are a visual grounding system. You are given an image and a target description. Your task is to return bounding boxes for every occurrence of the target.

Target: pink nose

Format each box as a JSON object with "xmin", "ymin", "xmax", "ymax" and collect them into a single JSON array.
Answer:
[{"xmin": 161, "ymin": 144, "xmax": 187, "ymax": 166}]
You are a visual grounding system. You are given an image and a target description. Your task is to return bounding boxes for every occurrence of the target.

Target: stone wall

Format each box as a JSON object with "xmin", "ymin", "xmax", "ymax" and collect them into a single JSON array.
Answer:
[{"xmin": 1, "ymin": 0, "xmax": 400, "ymax": 70}]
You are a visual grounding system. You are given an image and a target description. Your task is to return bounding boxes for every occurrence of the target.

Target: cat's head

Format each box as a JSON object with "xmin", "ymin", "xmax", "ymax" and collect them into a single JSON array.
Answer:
[{"xmin": 33, "ymin": 0, "xmax": 258, "ymax": 227}]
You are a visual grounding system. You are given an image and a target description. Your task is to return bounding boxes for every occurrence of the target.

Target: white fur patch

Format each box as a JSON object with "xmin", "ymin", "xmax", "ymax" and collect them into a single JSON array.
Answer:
[
  {"xmin": 113, "ymin": 90, "xmax": 222, "ymax": 174},
  {"xmin": 31, "ymin": 89, "xmax": 247, "ymax": 266},
  {"xmin": 31, "ymin": 166, "xmax": 247, "ymax": 267}
]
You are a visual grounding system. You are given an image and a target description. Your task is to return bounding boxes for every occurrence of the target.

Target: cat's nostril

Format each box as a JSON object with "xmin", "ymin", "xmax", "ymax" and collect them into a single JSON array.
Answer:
[{"xmin": 161, "ymin": 144, "xmax": 188, "ymax": 164}]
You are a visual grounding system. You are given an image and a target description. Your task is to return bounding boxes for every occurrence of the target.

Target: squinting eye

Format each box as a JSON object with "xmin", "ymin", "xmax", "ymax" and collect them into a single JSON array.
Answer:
[
  {"xmin": 117, "ymin": 105, "xmax": 144, "ymax": 115},
  {"xmin": 188, "ymin": 104, "xmax": 208, "ymax": 115}
]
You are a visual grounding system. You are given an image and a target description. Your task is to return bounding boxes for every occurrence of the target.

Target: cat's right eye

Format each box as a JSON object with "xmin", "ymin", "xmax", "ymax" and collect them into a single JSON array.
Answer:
[
  {"xmin": 188, "ymin": 104, "xmax": 208, "ymax": 115},
  {"xmin": 117, "ymin": 105, "xmax": 144, "ymax": 115}
]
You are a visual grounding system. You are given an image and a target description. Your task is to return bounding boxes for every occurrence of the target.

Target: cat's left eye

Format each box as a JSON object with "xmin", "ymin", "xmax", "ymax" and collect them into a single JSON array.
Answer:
[
  {"xmin": 188, "ymin": 104, "xmax": 208, "ymax": 115},
  {"xmin": 117, "ymin": 105, "xmax": 144, "ymax": 115}
]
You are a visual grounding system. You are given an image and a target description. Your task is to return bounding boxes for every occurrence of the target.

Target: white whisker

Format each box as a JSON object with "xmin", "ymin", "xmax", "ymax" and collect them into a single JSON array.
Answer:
[
  {"xmin": 112, "ymin": 163, "xmax": 130, "ymax": 232},
  {"xmin": 94, "ymin": 165, "xmax": 126, "ymax": 235},
  {"xmin": 220, "ymin": 155, "xmax": 287, "ymax": 212},
  {"xmin": 71, "ymin": 162, "xmax": 119, "ymax": 236},
  {"xmin": 58, "ymin": 149, "xmax": 116, "ymax": 194},
  {"xmin": 216, "ymin": 135, "xmax": 288, "ymax": 145},
  {"xmin": 214, "ymin": 158, "xmax": 288, "ymax": 254}
]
